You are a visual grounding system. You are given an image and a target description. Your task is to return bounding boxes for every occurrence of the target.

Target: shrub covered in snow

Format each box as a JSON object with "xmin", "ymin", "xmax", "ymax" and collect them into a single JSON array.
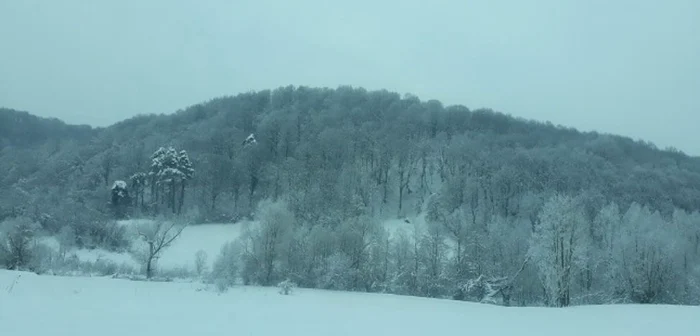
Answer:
[
  {"xmin": 210, "ymin": 241, "xmax": 241, "ymax": 290},
  {"xmin": 0, "ymin": 217, "xmax": 41, "ymax": 271},
  {"xmin": 278, "ymin": 279, "xmax": 296, "ymax": 295}
]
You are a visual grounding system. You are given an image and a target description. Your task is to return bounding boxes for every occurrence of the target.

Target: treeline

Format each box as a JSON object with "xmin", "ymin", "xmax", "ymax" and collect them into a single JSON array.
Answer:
[{"xmin": 210, "ymin": 196, "xmax": 699, "ymax": 306}]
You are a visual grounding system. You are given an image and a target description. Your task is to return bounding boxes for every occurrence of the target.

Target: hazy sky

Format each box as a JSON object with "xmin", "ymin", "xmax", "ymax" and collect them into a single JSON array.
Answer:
[{"xmin": 1, "ymin": 0, "xmax": 698, "ymax": 154}]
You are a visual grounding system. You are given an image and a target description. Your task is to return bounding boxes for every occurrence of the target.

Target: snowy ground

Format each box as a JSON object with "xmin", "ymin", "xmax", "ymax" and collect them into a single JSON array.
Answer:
[
  {"xmin": 1, "ymin": 269, "xmax": 698, "ymax": 336},
  {"xmin": 39, "ymin": 221, "xmax": 251, "ymax": 273},
  {"xmin": 150, "ymin": 222, "xmax": 251, "ymax": 271}
]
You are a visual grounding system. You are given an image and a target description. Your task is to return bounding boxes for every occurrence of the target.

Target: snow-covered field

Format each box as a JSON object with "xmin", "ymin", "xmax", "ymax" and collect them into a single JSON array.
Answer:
[
  {"xmin": 39, "ymin": 221, "xmax": 252, "ymax": 273},
  {"xmin": 149, "ymin": 222, "xmax": 250, "ymax": 271},
  {"xmin": 1, "ymin": 269, "xmax": 697, "ymax": 336}
]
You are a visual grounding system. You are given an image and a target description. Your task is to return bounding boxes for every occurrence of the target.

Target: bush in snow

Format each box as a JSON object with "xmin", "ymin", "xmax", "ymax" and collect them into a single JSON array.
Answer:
[
  {"xmin": 459, "ymin": 275, "xmax": 506, "ymax": 305},
  {"xmin": 278, "ymin": 279, "xmax": 296, "ymax": 295},
  {"xmin": 210, "ymin": 241, "xmax": 241, "ymax": 290},
  {"xmin": 317, "ymin": 252, "xmax": 353, "ymax": 291},
  {"xmin": 239, "ymin": 200, "xmax": 294, "ymax": 286},
  {"xmin": 0, "ymin": 217, "xmax": 40, "ymax": 271}
]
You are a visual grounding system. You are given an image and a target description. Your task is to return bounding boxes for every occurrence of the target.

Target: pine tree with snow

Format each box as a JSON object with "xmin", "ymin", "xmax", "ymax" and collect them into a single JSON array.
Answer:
[
  {"xmin": 110, "ymin": 180, "xmax": 130, "ymax": 219},
  {"xmin": 143, "ymin": 146, "xmax": 196, "ymax": 214},
  {"xmin": 176, "ymin": 150, "xmax": 194, "ymax": 214}
]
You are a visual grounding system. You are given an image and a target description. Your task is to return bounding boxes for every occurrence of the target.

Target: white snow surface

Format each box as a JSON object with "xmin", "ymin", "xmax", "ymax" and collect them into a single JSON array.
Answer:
[
  {"xmin": 111, "ymin": 180, "xmax": 127, "ymax": 190},
  {"xmin": 156, "ymin": 222, "xmax": 250, "ymax": 270},
  {"xmin": 1, "ymin": 270, "xmax": 698, "ymax": 336}
]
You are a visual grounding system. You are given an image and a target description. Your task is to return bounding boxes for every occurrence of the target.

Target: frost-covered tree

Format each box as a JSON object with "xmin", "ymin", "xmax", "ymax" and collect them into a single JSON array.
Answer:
[
  {"xmin": 672, "ymin": 209, "xmax": 700, "ymax": 303},
  {"xmin": 240, "ymin": 200, "xmax": 294, "ymax": 285},
  {"xmin": 336, "ymin": 215, "xmax": 381, "ymax": 290},
  {"xmin": 210, "ymin": 241, "xmax": 240, "ymax": 290},
  {"xmin": 614, "ymin": 203, "xmax": 680, "ymax": 303},
  {"xmin": 57, "ymin": 225, "xmax": 75, "ymax": 259},
  {"xmin": 528, "ymin": 193, "xmax": 589, "ymax": 307},
  {"xmin": 364, "ymin": 227, "xmax": 392, "ymax": 292},
  {"xmin": 419, "ymin": 218, "xmax": 449, "ymax": 298},
  {"xmin": 318, "ymin": 252, "xmax": 354, "ymax": 290},
  {"xmin": 132, "ymin": 218, "xmax": 187, "ymax": 279},
  {"xmin": 0, "ymin": 217, "xmax": 40, "ymax": 271},
  {"xmin": 389, "ymin": 227, "xmax": 419, "ymax": 295},
  {"xmin": 591, "ymin": 201, "xmax": 623, "ymax": 301}
]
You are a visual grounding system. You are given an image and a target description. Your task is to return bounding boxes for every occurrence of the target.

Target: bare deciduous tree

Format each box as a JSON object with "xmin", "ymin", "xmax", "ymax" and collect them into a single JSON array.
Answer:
[{"xmin": 133, "ymin": 219, "xmax": 187, "ymax": 279}]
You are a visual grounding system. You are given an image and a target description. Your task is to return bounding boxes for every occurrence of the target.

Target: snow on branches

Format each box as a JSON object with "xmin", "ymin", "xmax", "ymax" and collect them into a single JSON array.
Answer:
[{"xmin": 128, "ymin": 146, "xmax": 196, "ymax": 214}]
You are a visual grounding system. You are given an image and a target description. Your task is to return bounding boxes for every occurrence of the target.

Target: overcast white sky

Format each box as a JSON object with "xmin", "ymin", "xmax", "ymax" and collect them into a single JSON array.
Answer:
[{"xmin": 1, "ymin": 0, "xmax": 698, "ymax": 154}]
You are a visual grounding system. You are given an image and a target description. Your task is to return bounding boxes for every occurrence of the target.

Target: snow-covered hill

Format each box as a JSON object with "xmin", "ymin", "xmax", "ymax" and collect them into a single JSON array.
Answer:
[{"xmin": 1, "ymin": 269, "xmax": 697, "ymax": 336}]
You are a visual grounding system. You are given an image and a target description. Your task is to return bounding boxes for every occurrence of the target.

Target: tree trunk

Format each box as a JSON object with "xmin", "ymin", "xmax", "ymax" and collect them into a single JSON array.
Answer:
[
  {"xmin": 146, "ymin": 241, "xmax": 155, "ymax": 279},
  {"xmin": 178, "ymin": 180, "xmax": 186, "ymax": 214}
]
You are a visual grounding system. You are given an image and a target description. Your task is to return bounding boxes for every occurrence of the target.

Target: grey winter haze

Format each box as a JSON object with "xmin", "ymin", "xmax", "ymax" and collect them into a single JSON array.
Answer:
[{"xmin": 1, "ymin": 0, "xmax": 699, "ymax": 154}]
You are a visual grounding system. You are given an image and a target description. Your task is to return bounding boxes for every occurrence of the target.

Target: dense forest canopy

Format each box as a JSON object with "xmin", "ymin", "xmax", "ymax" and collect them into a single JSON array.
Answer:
[
  {"xmin": 2, "ymin": 85, "xmax": 699, "ymax": 224},
  {"xmin": 1, "ymin": 86, "xmax": 699, "ymax": 306}
]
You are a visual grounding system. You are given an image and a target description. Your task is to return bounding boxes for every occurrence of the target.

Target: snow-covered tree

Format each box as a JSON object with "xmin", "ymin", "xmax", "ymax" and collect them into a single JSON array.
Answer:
[
  {"xmin": 592, "ymin": 201, "xmax": 623, "ymax": 301},
  {"xmin": 336, "ymin": 215, "xmax": 380, "ymax": 290},
  {"xmin": 176, "ymin": 150, "xmax": 194, "ymax": 213},
  {"xmin": 110, "ymin": 180, "xmax": 130, "ymax": 219},
  {"xmin": 615, "ymin": 203, "xmax": 680, "ymax": 303},
  {"xmin": 210, "ymin": 241, "xmax": 240, "ymax": 290},
  {"xmin": 240, "ymin": 200, "xmax": 294, "ymax": 285},
  {"xmin": 389, "ymin": 227, "xmax": 419, "ymax": 295},
  {"xmin": 528, "ymin": 193, "xmax": 589, "ymax": 307},
  {"xmin": 0, "ymin": 217, "xmax": 40, "ymax": 271},
  {"xmin": 146, "ymin": 146, "xmax": 195, "ymax": 214},
  {"xmin": 129, "ymin": 172, "xmax": 147, "ymax": 208},
  {"xmin": 672, "ymin": 209, "xmax": 700, "ymax": 303},
  {"xmin": 419, "ymin": 218, "xmax": 449, "ymax": 298},
  {"xmin": 132, "ymin": 218, "xmax": 187, "ymax": 279}
]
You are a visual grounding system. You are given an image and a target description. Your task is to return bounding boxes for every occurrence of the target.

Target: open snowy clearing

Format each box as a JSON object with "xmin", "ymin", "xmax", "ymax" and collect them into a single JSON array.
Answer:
[
  {"xmin": 40, "ymin": 218, "xmax": 421, "ymax": 274},
  {"xmin": 40, "ymin": 222, "xmax": 251, "ymax": 272},
  {"xmin": 1, "ymin": 270, "xmax": 697, "ymax": 336}
]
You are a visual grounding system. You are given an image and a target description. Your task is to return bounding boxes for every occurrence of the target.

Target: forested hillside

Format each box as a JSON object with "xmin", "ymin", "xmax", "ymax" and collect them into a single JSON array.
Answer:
[
  {"xmin": 2, "ymin": 86, "xmax": 699, "ymax": 222},
  {"xmin": 1, "ymin": 86, "xmax": 699, "ymax": 306}
]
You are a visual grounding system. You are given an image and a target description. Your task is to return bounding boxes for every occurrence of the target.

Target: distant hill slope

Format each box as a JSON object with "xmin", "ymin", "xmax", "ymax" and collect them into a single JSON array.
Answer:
[
  {"xmin": 0, "ymin": 108, "xmax": 96, "ymax": 148},
  {"xmin": 1, "ymin": 85, "xmax": 700, "ymax": 225}
]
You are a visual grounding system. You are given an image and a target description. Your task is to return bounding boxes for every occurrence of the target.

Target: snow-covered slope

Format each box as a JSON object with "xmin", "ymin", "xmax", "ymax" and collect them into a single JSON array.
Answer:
[{"xmin": 0, "ymin": 270, "xmax": 697, "ymax": 336}]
